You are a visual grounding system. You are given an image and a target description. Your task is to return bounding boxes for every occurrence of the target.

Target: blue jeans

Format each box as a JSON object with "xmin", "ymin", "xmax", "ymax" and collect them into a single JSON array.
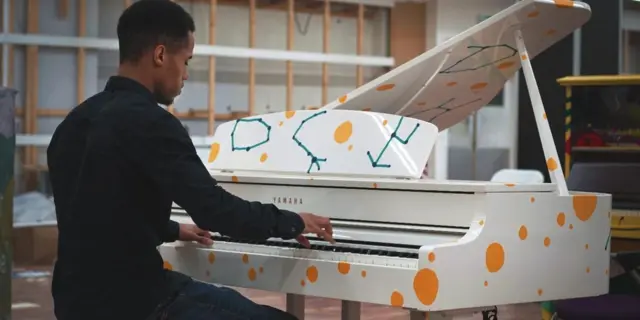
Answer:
[{"xmin": 148, "ymin": 271, "xmax": 298, "ymax": 320}]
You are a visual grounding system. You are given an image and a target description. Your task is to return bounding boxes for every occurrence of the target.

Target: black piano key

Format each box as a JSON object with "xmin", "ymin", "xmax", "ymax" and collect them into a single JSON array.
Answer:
[{"xmin": 209, "ymin": 235, "xmax": 419, "ymax": 259}]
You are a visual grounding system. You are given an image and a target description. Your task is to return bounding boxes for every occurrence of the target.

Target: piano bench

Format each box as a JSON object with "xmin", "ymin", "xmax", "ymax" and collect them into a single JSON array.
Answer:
[{"xmin": 554, "ymin": 294, "xmax": 640, "ymax": 320}]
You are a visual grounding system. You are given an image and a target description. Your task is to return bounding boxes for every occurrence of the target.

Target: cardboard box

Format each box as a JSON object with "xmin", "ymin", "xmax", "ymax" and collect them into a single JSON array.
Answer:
[{"xmin": 12, "ymin": 226, "xmax": 58, "ymax": 266}]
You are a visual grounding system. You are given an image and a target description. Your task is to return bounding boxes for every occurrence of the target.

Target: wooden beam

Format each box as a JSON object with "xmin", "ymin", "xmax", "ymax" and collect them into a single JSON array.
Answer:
[
  {"xmin": 248, "ymin": 0, "xmax": 256, "ymax": 115},
  {"xmin": 58, "ymin": 0, "xmax": 69, "ymax": 19},
  {"xmin": 77, "ymin": 0, "xmax": 86, "ymax": 104},
  {"xmin": 207, "ymin": 0, "xmax": 217, "ymax": 135},
  {"xmin": 7, "ymin": 0, "xmax": 14, "ymax": 87},
  {"xmin": 16, "ymin": 108, "xmax": 248, "ymax": 121},
  {"xmin": 25, "ymin": 0, "xmax": 39, "ymax": 191},
  {"xmin": 175, "ymin": 0, "xmax": 378, "ymax": 20},
  {"xmin": 321, "ymin": 0, "xmax": 330, "ymax": 106},
  {"xmin": 286, "ymin": 0, "xmax": 294, "ymax": 111},
  {"xmin": 389, "ymin": 2, "xmax": 426, "ymax": 67},
  {"xmin": 356, "ymin": 3, "xmax": 364, "ymax": 86}
]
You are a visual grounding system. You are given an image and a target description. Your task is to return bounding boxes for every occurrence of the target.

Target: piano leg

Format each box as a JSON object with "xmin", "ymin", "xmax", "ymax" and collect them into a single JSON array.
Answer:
[
  {"xmin": 341, "ymin": 300, "xmax": 361, "ymax": 320},
  {"xmin": 286, "ymin": 293, "xmax": 305, "ymax": 319}
]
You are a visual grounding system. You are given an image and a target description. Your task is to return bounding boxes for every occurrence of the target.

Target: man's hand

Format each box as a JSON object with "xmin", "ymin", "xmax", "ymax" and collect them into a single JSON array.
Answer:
[
  {"xmin": 178, "ymin": 224, "xmax": 214, "ymax": 246},
  {"xmin": 296, "ymin": 212, "xmax": 336, "ymax": 248}
]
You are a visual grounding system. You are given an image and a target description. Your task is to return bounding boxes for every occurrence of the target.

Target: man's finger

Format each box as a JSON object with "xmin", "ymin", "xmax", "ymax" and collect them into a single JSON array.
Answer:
[
  {"xmin": 296, "ymin": 235, "xmax": 311, "ymax": 248},
  {"xmin": 316, "ymin": 230, "xmax": 336, "ymax": 244},
  {"xmin": 197, "ymin": 236, "xmax": 214, "ymax": 246}
]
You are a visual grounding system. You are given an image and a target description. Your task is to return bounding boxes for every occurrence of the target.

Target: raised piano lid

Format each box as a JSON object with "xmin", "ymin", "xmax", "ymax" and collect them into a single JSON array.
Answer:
[
  {"xmin": 321, "ymin": 0, "xmax": 590, "ymax": 130},
  {"xmin": 206, "ymin": 0, "xmax": 589, "ymax": 183}
]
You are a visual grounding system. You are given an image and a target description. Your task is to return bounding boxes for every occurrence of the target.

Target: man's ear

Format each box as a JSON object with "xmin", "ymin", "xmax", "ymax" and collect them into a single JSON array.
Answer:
[{"xmin": 153, "ymin": 45, "xmax": 166, "ymax": 67}]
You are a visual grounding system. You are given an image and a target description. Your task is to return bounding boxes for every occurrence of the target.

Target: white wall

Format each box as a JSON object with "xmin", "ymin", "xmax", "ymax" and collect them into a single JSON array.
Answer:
[
  {"xmin": 9, "ymin": 0, "xmax": 388, "ymax": 137},
  {"xmin": 425, "ymin": 0, "xmax": 518, "ymax": 180},
  {"xmin": 96, "ymin": 0, "xmax": 388, "ymax": 134}
]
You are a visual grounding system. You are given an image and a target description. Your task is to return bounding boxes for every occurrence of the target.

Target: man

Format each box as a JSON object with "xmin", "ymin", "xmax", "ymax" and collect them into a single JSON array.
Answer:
[{"xmin": 47, "ymin": 1, "xmax": 335, "ymax": 319}]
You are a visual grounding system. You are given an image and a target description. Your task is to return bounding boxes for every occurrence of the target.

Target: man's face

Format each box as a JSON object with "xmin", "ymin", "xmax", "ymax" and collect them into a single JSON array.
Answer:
[{"xmin": 152, "ymin": 32, "xmax": 195, "ymax": 106}]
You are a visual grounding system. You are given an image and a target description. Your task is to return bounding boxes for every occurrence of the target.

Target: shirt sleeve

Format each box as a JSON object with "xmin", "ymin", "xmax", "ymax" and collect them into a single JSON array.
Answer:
[
  {"xmin": 124, "ymin": 108, "xmax": 305, "ymax": 241},
  {"xmin": 160, "ymin": 220, "xmax": 181, "ymax": 243}
]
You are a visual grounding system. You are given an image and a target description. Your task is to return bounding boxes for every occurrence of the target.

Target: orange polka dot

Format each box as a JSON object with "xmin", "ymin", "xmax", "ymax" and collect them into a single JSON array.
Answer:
[
  {"xmin": 585, "ymin": 243, "xmax": 589, "ymax": 250},
  {"xmin": 605, "ymin": 269, "xmax": 609, "ymax": 275},
  {"xmin": 285, "ymin": 110, "xmax": 296, "ymax": 119},
  {"xmin": 382, "ymin": 119, "xmax": 388, "ymax": 125},
  {"xmin": 348, "ymin": 144, "xmax": 353, "ymax": 151},
  {"xmin": 546, "ymin": 29, "xmax": 557, "ymax": 35},
  {"xmin": 527, "ymin": 11, "xmax": 539, "ymax": 18},
  {"xmin": 373, "ymin": 183, "xmax": 378, "ymax": 188},
  {"xmin": 543, "ymin": 112, "xmax": 547, "ymax": 120},
  {"xmin": 485, "ymin": 242, "xmax": 505, "ymax": 273},
  {"xmin": 306, "ymin": 266, "xmax": 318, "ymax": 283},
  {"xmin": 248, "ymin": 268, "xmax": 257, "ymax": 281},
  {"xmin": 530, "ymin": 197, "xmax": 535, "ymax": 203},
  {"xmin": 377, "ymin": 83, "xmax": 395, "ymax": 91},
  {"xmin": 242, "ymin": 254, "xmax": 249, "ymax": 264},
  {"xmin": 484, "ymin": 280, "xmax": 488, "ymax": 287},
  {"xmin": 306, "ymin": 106, "xmax": 319, "ymax": 110},
  {"xmin": 361, "ymin": 270, "xmax": 367, "ymax": 278},
  {"xmin": 338, "ymin": 95, "xmax": 348, "ymax": 103},
  {"xmin": 573, "ymin": 194, "xmax": 597, "ymax": 222},
  {"xmin": 569, "ymin": 224, "xmax": 574, "ymax": 230},
  {"xmin": 390, "ymin": 291, "xmax": 404, "ymax": 307},
  {"xmin": 413, "ymin": 268, "xmax": 439, "ymax": 306},
  {"xmin": 519, "ymin": 225, "xmax": 528, "ymax": 240},
  {"xmin": 547, "ymin": 158, "xmax": 558, "ymax": 171},
  {"xmin": 334, "ymin": 121, "xmax": 353, "ymax": 144},
  {"xmin": 479, "ymin": 220, "xmax": 484, "ymax": 226},
  {"xmin": 163, "ymin": 261, "xmax": 173, "ymax": 270},
  {"xmin": 278, "ymin": 121, "xmax": 284, "ymax": 127},
  {"xmin": 259, "ymin": 266, "xmax": 264, "ymax": 273},
  {"xmin": 586, "ymin": 267, "xmax": 590, "ymax": 273},
  {"xmin": 231, "ymin": 176, "xmax": 239, "ymax": 182},
  {"xmin": 417, "ymin": 102, "xmax": 426, "ymax": 106},
  {"xmin": 208, "ymin": 252, "xmax": 216, "ymax": 264},
  {"xmin": 471, "ymin": 82, "xmax": 488, "ymax": 90},
  {"xmin": 428, "ymin": 252, "xmax": 435, "ymax": 262},
  {"xmin": 521, "ymin": 54, "xmax": 528, "ymax": 60},
  {"xmin": 505, "ymin": 183, "xmax": 515, "ymax": 187},
  {"xmin": 537, "ymin": 288, "xmax": 543, "ymax": 296},
  {"xmin": 300, "ymin": 279, "xmax": 306, "ymax": 286},
  {"xmin": 260, "ymin": 153, "xmax": 268, "ymax": 163},
  {"xmin": 446, "ymin": 81, "xmax": 457, "ymax": 87},
  {"xmin": 557, "ymin": 212, "xmax": 566, "ymax": 227},
  {"xmin": 362, "ymin": 107, "xmax": 372, "ymax": 111},
  {"xmin": 208, "ymin": 143, "xmax": 220, "ymax": 163},
  {"xmin": 544, "ymin": 237, "xmax": 551, "ymax": 247},
  {"xmin": 337, "ymin": 261, "xmax": 351, "ymax": 275},
  {"xmin": 497, "ymin": 61, "xmax": 515, "ymax": 69},
  {"xmin": 554, "ymin": 0, "xmax": 574, "ymax": 8}
]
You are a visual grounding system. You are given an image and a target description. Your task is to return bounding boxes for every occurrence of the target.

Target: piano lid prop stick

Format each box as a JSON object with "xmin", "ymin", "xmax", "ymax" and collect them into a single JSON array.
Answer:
[{"xmin": 514, "ymin": 29, "xmax": 569, "ymax": 196}]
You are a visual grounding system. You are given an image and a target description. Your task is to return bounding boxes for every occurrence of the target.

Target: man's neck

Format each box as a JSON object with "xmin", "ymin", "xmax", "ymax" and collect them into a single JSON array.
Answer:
[{"xmin": 117, "ymin": 64, "xmax": 154, "ymax": 94}]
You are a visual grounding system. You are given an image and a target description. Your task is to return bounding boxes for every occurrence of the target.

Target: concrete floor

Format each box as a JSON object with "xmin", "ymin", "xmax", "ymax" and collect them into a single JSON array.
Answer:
[{"xmin": 10, "ymin": 264, "xmax": 543, "ymax": 320}]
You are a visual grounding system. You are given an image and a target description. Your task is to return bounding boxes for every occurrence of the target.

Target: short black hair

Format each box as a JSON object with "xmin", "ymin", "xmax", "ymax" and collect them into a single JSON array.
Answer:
[{"xmin": 117, "ymin": 0, "xmax": 196, "ymax": 64}]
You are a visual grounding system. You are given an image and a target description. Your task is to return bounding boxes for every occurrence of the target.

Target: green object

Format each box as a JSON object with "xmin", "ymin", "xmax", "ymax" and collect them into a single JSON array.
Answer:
[
  {"xmin": 0, "ymin": 87, "xmax": 17, "ymax": 320},
  {"xmin": 541, "ymin": 301, "xmax": 556, "ymax": 320}
]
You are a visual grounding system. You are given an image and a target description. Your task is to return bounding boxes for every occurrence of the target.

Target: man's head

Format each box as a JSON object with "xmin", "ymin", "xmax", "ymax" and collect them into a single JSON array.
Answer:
[{"xmin": 117, "ymin": 0, "xmax": 195, "ymax": 105}]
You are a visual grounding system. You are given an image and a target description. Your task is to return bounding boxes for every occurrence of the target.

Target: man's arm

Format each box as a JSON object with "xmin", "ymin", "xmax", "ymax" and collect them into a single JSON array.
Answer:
[
  {"xmin": 160, "ymin": 220, "xmax": 181, "ymax": 243},
  {"xmin": 124, "ymin": 108, "xmax": 305, "ymax": 241}
]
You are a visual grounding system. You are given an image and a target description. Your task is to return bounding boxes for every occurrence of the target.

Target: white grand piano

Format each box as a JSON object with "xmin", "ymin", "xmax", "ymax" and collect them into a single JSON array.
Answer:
[{"xmin": 161, "ymin": 1, "xmax": 612, "ymax": 319}]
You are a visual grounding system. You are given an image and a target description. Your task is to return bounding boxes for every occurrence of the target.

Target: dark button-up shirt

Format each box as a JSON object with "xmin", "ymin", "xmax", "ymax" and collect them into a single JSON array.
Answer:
[{"xmin": 47, "ymin": 76, "xmax": 304, "ymax": 320}]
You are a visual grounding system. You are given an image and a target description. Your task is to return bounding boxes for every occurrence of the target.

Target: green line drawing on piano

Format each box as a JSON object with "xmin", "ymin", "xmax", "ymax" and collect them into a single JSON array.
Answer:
[
  {"xmin": 293, "ymin": 110, "xmax": 328, "ymax": 173},
  {"xmin": 366, "ymin": 117, "xmax": 420, "ymax": 168},
  {"xmin": 408, "ymin": 97, "xmax": 482, "ymax": 122},
  {"xmin": 230, "ymin": 118, "xmax": 272, "ymax": 151},
  {"xmin": 439, "ymin": 44, "xmax": 517, "ymax": 74}
]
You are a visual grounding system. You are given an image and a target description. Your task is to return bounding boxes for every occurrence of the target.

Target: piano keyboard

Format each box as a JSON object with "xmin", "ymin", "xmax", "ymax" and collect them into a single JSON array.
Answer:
[{"xmin": 201, "ymin": 235, "xmax": 420, "ymax": 269}]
